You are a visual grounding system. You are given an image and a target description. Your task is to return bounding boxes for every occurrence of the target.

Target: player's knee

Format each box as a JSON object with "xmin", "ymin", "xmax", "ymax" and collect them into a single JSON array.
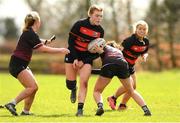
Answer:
[
  {"xmin": 66, "ymin": 80, "xmax": 76, "ymax": 90},
  {"xmin": 34, "ymin": 85, "xmax": 38, "ymax": 92},
  {"xmin": 94, "ymin": 87, "xmax": 102, "ymax": 93},
  {"xmin": 31, "ymin": 85, "xmax": 38, "ymax": 93},
  {"xmin": 27, "ymin": 86, "xmax": 38, "ymax": 95},
  {"xmin": 128, "ymin": 89, "xmax": 135, "ymax": 96}
]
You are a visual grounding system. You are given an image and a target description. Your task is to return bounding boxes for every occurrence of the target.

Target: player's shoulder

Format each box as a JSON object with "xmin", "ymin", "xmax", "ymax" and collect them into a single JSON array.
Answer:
[
  {"xmin": 98, "ymin": 25, "xmax": 104, "ymax": 32},
  {"xmin": 76, "ymin": 18, "xmax": 88, "ymax": 25},
  {"xmin": 70, "ymin": 18, "xmax": 87, "ymax": 30},
  {"xmin": 124, "ymin": 34, "xmax": 135, "ymax": 42},
  {"xmin": 22, "ymin": 28, "xmax": 36, "ymax": 37}
]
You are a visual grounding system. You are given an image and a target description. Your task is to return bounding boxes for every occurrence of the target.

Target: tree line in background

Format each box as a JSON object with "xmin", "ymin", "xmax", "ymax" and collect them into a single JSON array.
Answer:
[{"xmin": 0, "ymin": 0, "xmax": 180, "ymax": 71}]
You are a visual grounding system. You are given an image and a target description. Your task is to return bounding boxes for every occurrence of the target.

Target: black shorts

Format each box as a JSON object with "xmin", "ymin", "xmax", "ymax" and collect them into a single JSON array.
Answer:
[
  {"xmin": 9, "ymin": 55, "xmax": 29, "ymax": 78},
  {"xmin": 129, "ymin": 65, "xmax": 135, "ymax": 75},
  {"xmin": 100, "ymin": 62, "xmax": 130, "ymax": 79},
  {"xmin": 64, "ymin": 52, "xmax": 93, "ymax": 65}
]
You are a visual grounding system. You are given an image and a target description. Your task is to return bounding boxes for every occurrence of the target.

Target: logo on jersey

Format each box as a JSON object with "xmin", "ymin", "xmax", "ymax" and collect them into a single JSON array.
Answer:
[
  {"xmin": 65, "ymin": 57, "xmax": 69, "ymax": 61},
  {"xmin": 80, "ymin": 27, "xmax": 100, "ymax": 38},
  {"xmin": 131, "ymin": 46, "xmax": 147, "ymax": 52}
]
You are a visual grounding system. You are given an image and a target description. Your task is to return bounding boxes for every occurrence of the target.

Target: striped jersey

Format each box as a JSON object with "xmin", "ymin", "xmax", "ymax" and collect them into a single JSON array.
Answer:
[
  {"xmin": 122, "ymin": 34, "xmax": 149, "ymax": 66},
  {"xmin": 68, "ymin": 17, "xmax": 104, "ymax": 60}
]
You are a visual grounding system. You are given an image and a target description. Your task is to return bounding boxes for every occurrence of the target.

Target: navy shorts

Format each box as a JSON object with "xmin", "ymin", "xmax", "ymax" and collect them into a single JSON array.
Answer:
[
  {"xmin": 129, "ymin": 65, "xmax": 135, "ymax": 75},
  {"xmin": 9, "ymin": 55, "xmax": 29, "ymax": 78},
  {"xmin": 64, "ymin": 53, "xmax": 93, "ymax": 65},
  {"xmin": 100, "ymin": 62, "xmax": 130, "ymax": 79}
]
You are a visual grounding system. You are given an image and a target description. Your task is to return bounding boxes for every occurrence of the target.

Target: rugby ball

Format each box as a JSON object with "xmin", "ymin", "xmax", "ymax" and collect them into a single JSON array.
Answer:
[{"xmin": 88, "ymin": 38, "xmax": 106, "ymax": 53}]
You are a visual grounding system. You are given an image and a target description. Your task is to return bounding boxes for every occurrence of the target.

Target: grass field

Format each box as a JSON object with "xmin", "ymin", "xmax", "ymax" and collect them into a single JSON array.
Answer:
[{"xmin": 0, "ymin": 70, "xmax": 180, "ymax": 122}]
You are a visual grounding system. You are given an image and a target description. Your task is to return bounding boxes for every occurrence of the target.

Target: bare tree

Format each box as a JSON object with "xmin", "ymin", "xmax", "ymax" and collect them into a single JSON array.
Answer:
[
  {"xmin": 110, "ymin": 0, "xmax": 119, "ymax": 42},
  {"xmin": 24, "ymin": 0, "xmax": 47, "ymax": 36},
  {"xmin": 26, "ymin": 0, "xmax": 43, "ymax": 12},
  {"xmin": 126, "ymin": 0, "xmax": 132, "ymax": 33},
  {"xmin": 146, "ymin": 0, "xmax": 163, "ymax": 70},
  {"xmin": 85, "ymin": 0, "xmax": 91, "ymax": 11},
  {"xmin": 163, "ymin": 0, "xmax": 180, "ymax": 68}
]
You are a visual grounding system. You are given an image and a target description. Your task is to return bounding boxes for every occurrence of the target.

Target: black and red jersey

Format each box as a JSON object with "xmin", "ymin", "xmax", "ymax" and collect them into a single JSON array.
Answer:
[
  {"xmin": 13, "ymin": 28, "xmax": 43, "ymax": 61},
  {"xmin": 100, "ymin": 45, "xmax": 125, "ymax": 67},
  {"xmin": 122, "ymin": 34, "xmax": 149, "ymax": 66},
  {"xmin": 68, "ymin": 17, "xmax": 104, "ymax": 60}
]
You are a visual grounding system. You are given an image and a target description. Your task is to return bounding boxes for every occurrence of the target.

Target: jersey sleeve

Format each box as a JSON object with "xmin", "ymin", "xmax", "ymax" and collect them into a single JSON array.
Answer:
[
  {"xmin": 142, "ymin": 38, "xmax": 150, "ymax": 54},
  {"xmin": 28, "ymin": 32, "xmax": 43, "ymax": 49},
  {"xmin": 121, "ymin": 36, "xmax": 133, "ymax": 49},
  {"xmin": 100, "ymin": 28, "xmax": 104, "ymax": 38}
]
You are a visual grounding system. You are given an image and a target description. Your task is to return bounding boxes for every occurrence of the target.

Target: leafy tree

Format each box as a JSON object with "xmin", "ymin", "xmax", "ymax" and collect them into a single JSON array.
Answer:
[
  {"xmin": 4, "ymin": 18, "xmax": 18, "ymax": 40},
  {"xmin": 146, "ymin": 0, "xmax": 164, "ymax": 70},
  {"xmin": 146, "ymin": 0, "xmax": 180, "ymax": 69},
  {"xmin": 163, "ymin": 0, "xmax": 180, "ymax": 68}
]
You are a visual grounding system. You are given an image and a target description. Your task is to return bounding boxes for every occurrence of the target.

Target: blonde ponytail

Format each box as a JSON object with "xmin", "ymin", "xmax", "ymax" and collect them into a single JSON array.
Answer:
[{"xmin": 23, "ymin": 11, "xmax": 40, "ymax": 32}]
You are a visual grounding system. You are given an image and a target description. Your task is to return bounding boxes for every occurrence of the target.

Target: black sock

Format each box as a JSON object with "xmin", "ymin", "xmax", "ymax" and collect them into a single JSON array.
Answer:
[
  {"xmin": 97, "ymin": 102, "xmax": 103, "ymax": 108},
  {"xmin": 119, "ymin": 103, "xmax": 126, "ymax": 107},
  {"xmin": 112, "ymin": 96, "xmax": 117, "ymax": 100},
  {"xmin": 142, "ymin": 105, "xmax": 150, "ymax": 113},
  {"xmin": 78, "ymin": 103, "xmax": 84, "ymax": 110}
]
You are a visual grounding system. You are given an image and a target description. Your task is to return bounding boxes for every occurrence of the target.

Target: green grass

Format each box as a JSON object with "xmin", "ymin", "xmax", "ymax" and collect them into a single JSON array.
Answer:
[{"xmin": 0, "ymin": 70, "xmax": 180, "ymax": 122}]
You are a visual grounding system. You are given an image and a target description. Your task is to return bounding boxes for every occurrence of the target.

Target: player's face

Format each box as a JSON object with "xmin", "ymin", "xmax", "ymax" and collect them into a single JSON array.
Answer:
[
  {"xmin": 135, "ymin": 24, "xmax": 147, "ymax": 38},
  {"xmin": 89, "ymin": 10, "xmax": 103, "ymax": 26},
  {"xmin": 35, "ymin": 19, "xmax": 41, "ymax": 30}
]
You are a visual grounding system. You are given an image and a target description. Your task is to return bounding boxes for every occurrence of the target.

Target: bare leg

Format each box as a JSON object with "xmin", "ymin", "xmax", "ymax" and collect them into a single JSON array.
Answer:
[
  {"xmin": 22, "ymin": 69, "xmax": 38, "ymax": 112},
  {"xmin": 5, "ymin": 68, "xmax": 38, "ymax": 116},
  {"xmin": 120, "ymin": 73, "xmax": 136, "ymax": 105},
  {"xmin": 75, "ymin": 64, "xmax": 91, "ymax": 116},
  {"xmin": 93, "ymin": 76, "xmax": 111, "ymax": 103},
  {"xmin": 15, "ymin": 69, "xmax": 38, "ymax": 106},
  {"xmin": 65, "ymin": 63, "xmax": 77, "ymax": 81},
  {"xmin": 119, "ymin": 77, "xmax": 145, "ymax": 107},
  {"xmin": 93, "ymin": 76, "xmax": 111, "ymax": 116},
  {"xmin": 65, "ymin": 63, "xmax": 77, "ymax": 103},
  {"xmin": 78, "ymin": 64, "xmax": 92, "ymax": 103}
]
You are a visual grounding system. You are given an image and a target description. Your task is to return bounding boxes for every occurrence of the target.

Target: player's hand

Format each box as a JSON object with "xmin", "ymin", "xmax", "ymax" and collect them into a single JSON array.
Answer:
[
  {"xmin": 73, "ymin": 59, "xmax": 79, "ymax": 69},
  {"xmin": 78, "ymin": 60, "xmax": 84, "ymax": 68},
  {"xmin": 59, "ymin": 48, "xmax": 70, "ymax": 54},
  {"xmin": 142, "ymin": 53, "xmax": 148, "ymax": 62},
  {"xmin": 94, "ymin": 44, "xmax": 104, "ymax": 54}
]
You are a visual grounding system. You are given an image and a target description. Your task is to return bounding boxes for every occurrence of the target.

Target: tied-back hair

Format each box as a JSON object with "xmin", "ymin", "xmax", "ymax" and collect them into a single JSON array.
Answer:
[
  {"xmin": 88, "ymin": 4, "xmax": 103, "ymax": 17},
  {"xmin": 23, "ymin": 11, "xmax": 40, "ymax": 32},
  {"xmin": 106, "ymin": 40, "xmax": 121, "ymax": 49}
]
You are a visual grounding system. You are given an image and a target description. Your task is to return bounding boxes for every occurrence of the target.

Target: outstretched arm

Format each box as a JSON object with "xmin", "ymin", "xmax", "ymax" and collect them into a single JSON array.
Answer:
[{"xmin": 35, "ymin": 45, "xmax": 70, "ymax": 54}]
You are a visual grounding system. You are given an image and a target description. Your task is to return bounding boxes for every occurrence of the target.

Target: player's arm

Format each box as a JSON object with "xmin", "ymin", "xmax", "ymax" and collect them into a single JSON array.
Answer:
[
  {"xmin": 121, "ymin": 36, "xmax": 133, "ymax": 50},
  {"xmin": 141, "ymin": 39, "xmax": 149, "ymax": 62},
  {"xmin": 141, "ymin": 53, "xmax": 148, "ymax": 62},
  {"xmin": 68, "ymin": 21, "xmax": 81, "ymax": 60}
]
